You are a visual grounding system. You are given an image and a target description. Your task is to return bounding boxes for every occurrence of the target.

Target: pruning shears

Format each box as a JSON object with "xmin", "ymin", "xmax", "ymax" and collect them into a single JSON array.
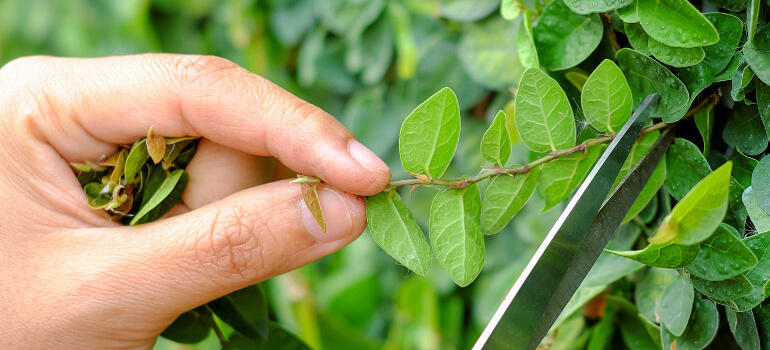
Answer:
[{"xmin": 473, "ymin": 94, "xmax": 673, "ymax": 350}]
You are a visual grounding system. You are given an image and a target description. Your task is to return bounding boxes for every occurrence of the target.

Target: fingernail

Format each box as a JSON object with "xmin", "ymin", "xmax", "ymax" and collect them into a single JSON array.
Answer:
[
  {"xmin": 298, "ymin": 186, "xmax": 353, "ymax": 243},
  {"xmin": 348, "ymin": 139, "xmax": 389, "ymax": 172}
]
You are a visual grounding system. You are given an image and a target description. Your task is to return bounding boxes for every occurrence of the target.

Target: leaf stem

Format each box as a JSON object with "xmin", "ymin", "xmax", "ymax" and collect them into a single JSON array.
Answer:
[{"xmin": 389, "ymin": 93, "xmax": 718, "ymax": 190}]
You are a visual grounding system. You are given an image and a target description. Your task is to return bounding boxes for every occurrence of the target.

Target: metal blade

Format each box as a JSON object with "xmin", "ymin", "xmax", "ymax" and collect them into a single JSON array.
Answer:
[{"xmin": 474, "ymin": 94, "xmax": 670, "ymax": 350}]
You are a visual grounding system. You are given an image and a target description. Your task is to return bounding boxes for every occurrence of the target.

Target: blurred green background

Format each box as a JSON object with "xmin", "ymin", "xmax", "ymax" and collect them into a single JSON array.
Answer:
[{"xmin": 0, "ymin": 0, "xmax": 558, "ymax": 349}]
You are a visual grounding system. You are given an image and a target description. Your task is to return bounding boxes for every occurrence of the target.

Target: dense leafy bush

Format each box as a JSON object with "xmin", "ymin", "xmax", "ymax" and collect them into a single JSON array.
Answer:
[{"xmin": 7, "ymin": 0, "xmax": 770, "ymax": 348}]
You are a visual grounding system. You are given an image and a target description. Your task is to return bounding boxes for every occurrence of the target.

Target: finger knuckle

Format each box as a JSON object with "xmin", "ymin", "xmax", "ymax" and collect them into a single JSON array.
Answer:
[
  {"xmin": 197, "ymin": 207, "xmax": 264, "ymax": 282},
  {"xmin": 169, "ymin": 55, "xmax": 241, "ymax": 85}
]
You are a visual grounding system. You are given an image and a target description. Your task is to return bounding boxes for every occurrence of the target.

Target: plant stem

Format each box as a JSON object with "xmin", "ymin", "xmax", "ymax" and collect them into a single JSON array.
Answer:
[
  {"xmin": 389, "ymin": 93, "xmax": 718, "ymax": 190},
  {"xmin": 600, "ymin": 13, "xmax": 622, "ymax": 51},
  {"xmin": 212, "ymin": 320, "xmax": 228, "ymax": 347}
]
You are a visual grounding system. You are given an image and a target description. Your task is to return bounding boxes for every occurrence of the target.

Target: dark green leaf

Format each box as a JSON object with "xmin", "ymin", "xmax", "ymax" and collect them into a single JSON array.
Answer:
[
  {"xmin": 744, "ymin": 24, "xmax": 770, "ymax": 86},
  {"xmin": 692, "ymin": 274, "xmax": 753, "ymax": 301},
  {"xmin": 664, "ymin": 138, "xmax": 711, "ymax": 200},
  {"xmin": 726, "ymin": 309, "xmax": 761, "ymax": 350},
  {"xmin": 130, "ymin": 169, "xmax": 187, "ymax": 225},
  {"xmin": 608, "ymin": 241, "xmax": 698, "ymax": 268},
  {"xmin": 365, "ymin": 191, "xmax": 431, "ymax": 276},
  {"xmin": 702, "ymin": 13, "xmax": 744, "ymax": 75},
  {"xmin": 564, "ymin": 0, "xmax": 633, "ymax": 14},
  {"xmin": 694, "ymin": 104, "xmax": 714, "ymax": 156},
  {"xmin": 533, "ymin": 0, "xmax": 603, "ymax": 70},
  {"xmin": 751, "ymin": 156, "xmax": 770, "ymax": 214},
  {"xmin": 648, "ymin": 37, "xmax": 705, "ymax": 67},
  {"xmin": 224, "ymin": 322, "xmax": 311, "ymax": 350},
  {"xmin": 731, "ymin": 151, "xmax": 759, "ymax": 188},
  {"xmin": 616, "ymin": 48, "xmax": 689, "ymax": 122},
  {"xmin": 124, "ymin": 140, "xmax": 149, "ymax": 184},
  {"xmin": 723, "ymin": 103, "xmax": 768, "ymax": 156},
  {"xmin": 84, "ymin": 182, "xmax": 112, "ymax": 209},
  {"xmin": 160, "ymin": 307, "xmax": 213, "ymax": 344},
  {"xmin": 686, "ymin": 224, "xmax": 758, "ymax": 281},
  {"xmin": 208, "ymin": 284, "xmax": 268, "ymax": 339}
]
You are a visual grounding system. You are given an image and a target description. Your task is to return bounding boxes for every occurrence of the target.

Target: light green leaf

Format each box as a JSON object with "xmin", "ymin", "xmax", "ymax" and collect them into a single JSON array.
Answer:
[
  {"xmin": 501, "ymin": 0, "xmax": 521, "ymax": 19},
  {"xmin": 563, "ymin": 0, "xmax": 633, "ymax": 14},
  {"xmin": 124, "ymin": 140, "xmax": 149, "ymax": 184},
  {"xmin": 84, "ymin": 182, "xmax": 112, "ymax": 209},
  {"xmin": 581, "ymin": 59, "xmax": 633, "ymax": 133},
  {"xmin": 617, "ymin": 0, "xmax": 639, "ymax": 23},
  {"xmin": 399, "ymin": 87, "xmax": 460, "ymax": 178},
  {"xmin": 430, "ymin": 184, "xmax": 485, "ymax": 287},
  {"xmin": 318, "ymin": 0, "xmax": 384, "ymax": 40},
  {"xmin": 515, "ymin": 13, "xmax": 539, "ymax": 69},
  {"xmin": 130, "ymin": 169, "xmax": 186, "ymax": 225},
  {"xmin": 747, "ymin": 0, "xmax": 760, "ymax": 43},
  {"xmin": 664, "ymin": 138, "xmax": 711, "ymax": 200},
  {"xmin": 480, "ymin": 111, "xmax": 511, "ymax": 167},
  {"xmin": 514, "ymin": 68, "xmax": 576, "ymax": 153},
  {"xmin": 539, "ymin": 146, "xmax": 604, "ymax": 211},
  {"xmin": 565, "ymin": 71, "xmax": 589, "ymax": 91},
  {"xmin": 694, "ymin": 104, "xmax": 714, "ymax": 157},
  {"xmin": 726, "ymin": 309, "xmax": 761, "ymax": 350},
  {"xmin": 608, "ymin": 242, "xmax": 698, "ymax": 268},
  {"xmin": 533, "ymin": 0, "xmax": 603, "ymax": 70},
  {"xmin": 692, "ymin": 274, "xmax": 753, "ymax": 301},
  {"xmin": 481, "ymin": 168, "xmax": 540, "ymax": 235},
  {"xmin": 616, "ymin": 48, "xmax": 689, "ymax": 122},
  {"xmin": 744, "ymin": 187, "xmax": 770, "ymax": 233},
  {"xmin": 660, "ymin": 297, "xmax": 719, "ymax": 350},
  {"xmin": 686, "ymin": 224, "xmax": 758, "ymax": 281},
  {"xmin": 649, "ymin": 161, "xmax": 731, "ymax": 245},
  {"xmin": 659, "ymin": 273, "xmax": 694, "ymax": 336},
  {"xmin": 723, "ymin": 103, "xmax": 769, "ymax": 156},
  {"xmin": 365, "ymin": 191, "xmax": 432, "ymax": 276},
  {"xmin": 636, "ymin": 267, "xmax": 678, "ymax": 323},
  {"xmin": 636, "ymin": 0, "xmax": 719, "ymax": 48},
  {"xmin": 624, "ymin": 23, "xmax": 652, "ymax": 55},
  {"xmin": 208, "ymin": 284, "xmax": 268, "ymax": 339},
  {"xmin": 648, "ymin": 37, "xmax": 705, "ymax": 67},
  {"xmin": 744, "ymin": 24, "xmax": 770, "ymax": 86},
  {"xmin": 623, "ymin": 158, "xmax": 666, "ymax": 223},
  {"xmin": 702, "ymin": 13, "xmax": 744, "ymax": 75},
  {"xmin": 459, "ymin": 17, "xmax": 524, "ymax": 89},
  {"xmin": 751, "ymin": 156, "xmax": 770, "ymax": 214},
  {"xmin": 440, "ymin": 0, "xmax": 499, "ymax": 21}
]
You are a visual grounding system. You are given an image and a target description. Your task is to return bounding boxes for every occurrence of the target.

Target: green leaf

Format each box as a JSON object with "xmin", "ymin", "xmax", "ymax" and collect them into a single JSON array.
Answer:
[
  {"xmin": 365, "ymin": 191, "xmax": 431, "ymax": 276},
  {"xmin": 399, "ymin": 87, "xmax": 460, "ymax": 178},
  {"xmin": 439, "ymin": 0, "xmax": 499, "ymax": 21},
  {"xmin": 84, "ymin": 182, "xmax": 112, "ymax": 209},
  {"xmin": 538, "ymin": 145, "xmax": 604, "ymax": 211},
  {"xmin": 694, "ymin": 104, "xmax": 714, "ymax": 157},
  {"xmin": 208, "ymin": 284, "xmax": 269, "ymax": 339},
  {"xmin": 318, "ymin": 0, "xmax": 384, "ymax": 39},
  {"xmin": 731, "ymin": 151, "xmax": 759, "ymax": 188},
  {"xmin": 717, "ymin": 232, "xmax": 770, "ymax": 311},
  {"xmin": 514, "ymin": 68, "xmax": 576, "ymax": 153},
  {"xmin": 647, "ymin": 37, "xmax": 705, "ymax": 67},
  {"xmin": 618, "ymin": 311, "xmax": 660, "ymax": 350},
  {"xmin": 759, "ymin": 82, "xmax": 770, "ymax": 136},
  {"xmin": 616, "ymin": 48, "xmax": 689, "ymax": 122},
  {"xmin": 429, "ymin": 184, "xmax": 484, "ymax": 287},
  {"xmin": 459, "ymin": 17, "xmax": 524, "ymax": 89},
  {"xmin": 675, "ymin": 63, "xmax": 714, "ymax": 110},
  {"xmin": 636, "ymin": 267, "xmax": 678, "ymax": 322},
  {"xmin": 623, "ymin": 158, "xmax": 666, "ymax": 223},
  {"xmin": 608, "ymin": 242, "xmax": 698, "ymax": 268},
  {"xmin": 624, "ymin": 23, "xmax": 652, "ymax": 55},
  {"xmin": 649, "ymin": 161, "xmax": 731, "ymax": 245},
  {"xmin": 563, "ymin": 0, "xmax": 633, "ymax": 14},
  {"xmin": 751, "ymin": 156, "xmax": 770, "ymax": 214},
  {"xmin": 726, "ymin": 178, "xmax": 749, "ymax": 232},
  {"xmin": 636, "ymin": 0, "xmax": 719, "ymax": 48},
  {"xmin": 664, "ymin": 138, "xmax": 711, "ymax": 200},
  {"xmin": 713, "ymin": 52, "xmax": 744, "ymax": 82},
  {"xmin": 224, "ymin": 322, "xmax": 311, "ymax": 350},
  {"xmin": 581, "ymin": 59, "xmax": 633, "ymax": 133},
  {"xmin": 124, "ymin": 140, "xmax": 148, "ymax": 184},
  {"xmin": 501, "ymin": 0, "xmax": 522, "ymax": 19},
  {"xmin": 702, "ymin": 13, "xmax": 744, "ymax": 75},
  {"xmin": 565, "ymin": 71, "xmax": 589, "ymax": 91},
  {"xmin": 532, "ymin": 0, "xmax": 603, "ymax": 70},
  {"xmin": 160, "ymin": 307, "xmax": 213, "ymax": 344},
  {"xmin": 744, "ymin": 24, "xmax": 770, "ymax": 86},
  {"xmin": 659, "ymin": 273, "xmax": 694, "ymax": 336},
  {"xmin": 692, "ymin": 274, "xmax": 754, "ymax": 301},
  {"xmin": 130, "ymin": 169, "xmax": 187, "ymax": 225},
  {"xmin": 617, "ymin": 0, "xmax": 639, "ymax": 23},
  {"xmin": 480, "ymin": 111, "xmax": 511, "ymax": 167},
  {"xmin": 685, "ymin": 224, "xmax": 758, "ymax": 281},
  {"xmin": 723, "ymin": 103, "xmax": 769, "ymax": 156},
  {"xmin": 660, "ymin": 297, "xmax": 719, "ymax": 350},
  {"xmin": 744, "ymin": 187, "xmax": 770, "ymax": 233},
  {"xmin": 481, "ymin": 168, "xmax": 540, "ymax": 235},
  {"xmin": 726, "ymin": 309, "xmax": 761, "ymax": 350},
  {"xmin": 732, "ymin": 65, "xmax": 754, "ymax": 102},
  {"xmin": 146, "ymin": 126, "xmax": 166, "ymax": 164},
  {"xmin": 515, "ymin": 13, "xmax": 539, "ymax": 69},
  {"xmin": 709, "ymin": 0, "xmax": 748, "ymax": 11}
]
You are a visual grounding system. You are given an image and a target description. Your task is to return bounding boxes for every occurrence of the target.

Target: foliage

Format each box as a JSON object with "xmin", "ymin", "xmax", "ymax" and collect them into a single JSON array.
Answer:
[{"xmin": 6, "ymin": 0, "xmax": 770, "ymax": 348}]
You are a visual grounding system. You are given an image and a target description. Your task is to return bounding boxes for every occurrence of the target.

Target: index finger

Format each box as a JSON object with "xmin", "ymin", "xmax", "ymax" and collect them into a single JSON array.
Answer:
[{"xmin": 0, "ymin": 54, "xmax": 391, "ymax": 196}]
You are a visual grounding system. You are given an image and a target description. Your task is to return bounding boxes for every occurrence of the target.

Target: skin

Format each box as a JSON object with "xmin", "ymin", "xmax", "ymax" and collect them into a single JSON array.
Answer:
[{"xmin": 0, "ymin": 54, "xmax": 391, "ymax": 349}]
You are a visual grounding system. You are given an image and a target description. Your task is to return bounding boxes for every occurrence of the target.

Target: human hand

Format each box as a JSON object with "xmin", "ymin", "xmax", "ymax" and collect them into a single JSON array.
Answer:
[{"xmin": 0, "ymin": 54, "xmax": 390, "ymax": 349}]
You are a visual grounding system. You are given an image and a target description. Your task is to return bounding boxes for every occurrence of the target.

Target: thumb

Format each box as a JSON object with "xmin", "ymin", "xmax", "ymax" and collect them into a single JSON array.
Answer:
[{"xmin": 111, "ymin": 180, "xmax": 365, "ymax": 315}]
